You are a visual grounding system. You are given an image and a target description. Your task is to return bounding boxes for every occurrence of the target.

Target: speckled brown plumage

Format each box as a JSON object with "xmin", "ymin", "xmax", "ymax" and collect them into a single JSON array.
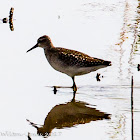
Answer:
[{"xmin": 56, "ymin": 48, "xmax": 111, "ymax": 67}]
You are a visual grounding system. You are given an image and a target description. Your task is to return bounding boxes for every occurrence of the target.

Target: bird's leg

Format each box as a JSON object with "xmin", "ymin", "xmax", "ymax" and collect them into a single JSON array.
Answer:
[{"xmin": 72, "ymin": 77, "xmax": 77, "ymax": 92}]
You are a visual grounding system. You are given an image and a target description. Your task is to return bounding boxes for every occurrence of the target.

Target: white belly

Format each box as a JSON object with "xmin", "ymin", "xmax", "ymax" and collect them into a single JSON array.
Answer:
[{"xmin": 47, "ymin": 57, "xmax": 107, "ymax": 77}]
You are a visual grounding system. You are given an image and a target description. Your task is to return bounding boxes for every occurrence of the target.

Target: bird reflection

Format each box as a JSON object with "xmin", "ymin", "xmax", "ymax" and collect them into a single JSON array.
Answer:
[{"xmin": 27, "ymin": 92, "xmax": 111, "ymax": 137}]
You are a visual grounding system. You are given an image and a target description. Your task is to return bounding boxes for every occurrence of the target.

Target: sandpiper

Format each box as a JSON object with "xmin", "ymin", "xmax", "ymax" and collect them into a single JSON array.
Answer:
[{"xmin": 27, "ymin": 35, "xmax": 111, "ymax": 91}]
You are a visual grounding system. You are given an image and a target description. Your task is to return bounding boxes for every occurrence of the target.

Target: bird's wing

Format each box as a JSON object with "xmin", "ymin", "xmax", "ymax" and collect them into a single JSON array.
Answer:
[{"xmin": 56, "ymin": 47, "xmax": 111, "ymax": 67}]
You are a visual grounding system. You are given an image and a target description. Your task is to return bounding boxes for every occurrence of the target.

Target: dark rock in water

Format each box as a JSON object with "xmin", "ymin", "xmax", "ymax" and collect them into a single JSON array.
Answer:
[
  {"xmin": 9, "ymin": 7, "xmax": 14, "ymax": 31},
  {"xmin": 2, "ymin": 18, "xmax": 8, "ymax": 23},
  {"xmin": 28, "ymin": 133, "xmax": 32, "ymax": 140},
  {"xmin": 96, "ymin": 73, "xmax": 103, "ymax": 81},
  {"xmin": 96, "ymin": 73, "xmax": 100, "ymax": 81},
  {"xmin": 58, "ymin": 15, "xmax": 60, "ymax": 19},
  {"xmin": 53, "ymin": 86, "xmax": 57, "ymax": 94},
  {"xmin": 137, "ymin": 64, "xmax": 140, "ymax": 71}
]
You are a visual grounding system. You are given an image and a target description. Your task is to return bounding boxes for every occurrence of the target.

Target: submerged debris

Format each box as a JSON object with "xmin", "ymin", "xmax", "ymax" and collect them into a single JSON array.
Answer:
[
  {"xmin": 0, "ymin": 7, "xmax": 14, "ymax": 31},
  {"xmin": 96, "ymin": 73, "xmax": 103, "ymax": 81},
  {"xmin": 53, "ymin": 86, "xmax": 57, "ymax": 94},
  {"xmin": 137, "ymin": 64, "xmax": 140, "ymax": 71},
  {"xmin": 2, "ymin": 18, "xmax": 8, "ymax": 23},
  {"xmin": 96, "ymin": 73, "xmax": 101, "ymax": 81},
  {"xmin": 9, "ymin": 7, "xmax": 14, "ymax": 31},
  {"xmin": 58, "ymin": 15, "xmax": 60, "ymax": 19},
  {"xmin": 28, "ymin": 132, "xmax": 32, "ymax": 140}
]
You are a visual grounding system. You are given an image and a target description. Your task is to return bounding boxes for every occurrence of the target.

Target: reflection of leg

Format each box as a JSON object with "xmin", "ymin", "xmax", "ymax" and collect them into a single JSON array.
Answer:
[
  {"xmin": 71, "ymin": 90, "xmax": 76, "ymax": 102},
  {"xmin": 72, "ymin": 77, "xmax": 77, "ymax": 92}
]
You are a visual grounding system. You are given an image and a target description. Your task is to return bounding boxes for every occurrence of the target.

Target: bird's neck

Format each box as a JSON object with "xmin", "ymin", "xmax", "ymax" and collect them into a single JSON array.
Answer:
[
  {"xmin": 44, "ymin": 43, "xmax": 55, "ymax": 58},
  {"xmin": 44, "ymin": 42, "xmax": 54, "ymax": 51},
  {"xmin": 47, "ymin": 42, "xmax": 55, "ymax": 49}
]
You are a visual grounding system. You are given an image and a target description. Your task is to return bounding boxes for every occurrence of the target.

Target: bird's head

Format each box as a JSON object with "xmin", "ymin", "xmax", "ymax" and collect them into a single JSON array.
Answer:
[{"xmin": 27, "ymin": 35, "xmax": 53, "ymax": 53}]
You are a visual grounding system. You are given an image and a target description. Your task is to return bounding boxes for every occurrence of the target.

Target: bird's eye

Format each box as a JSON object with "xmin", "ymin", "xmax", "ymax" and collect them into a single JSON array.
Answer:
[
  {"xmin": 38, "ymin": 38, "xmax": 42, "ymax": 42},
  {"xmin": 38, "ymin": 38, "xmax": 45, "ymax": 43}
]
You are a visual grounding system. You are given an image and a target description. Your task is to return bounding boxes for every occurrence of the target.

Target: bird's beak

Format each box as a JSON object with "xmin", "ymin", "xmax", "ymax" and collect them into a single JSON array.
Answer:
[{"xmin": 26, "ymin": 43, "xmax": 38, "ymax": 53}]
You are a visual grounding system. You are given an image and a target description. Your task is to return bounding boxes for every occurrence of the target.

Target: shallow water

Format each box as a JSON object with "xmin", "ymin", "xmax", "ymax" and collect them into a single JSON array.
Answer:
[{"xmin": 0, "ymin": 0, "xmax": 140, "ymax": 140}]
